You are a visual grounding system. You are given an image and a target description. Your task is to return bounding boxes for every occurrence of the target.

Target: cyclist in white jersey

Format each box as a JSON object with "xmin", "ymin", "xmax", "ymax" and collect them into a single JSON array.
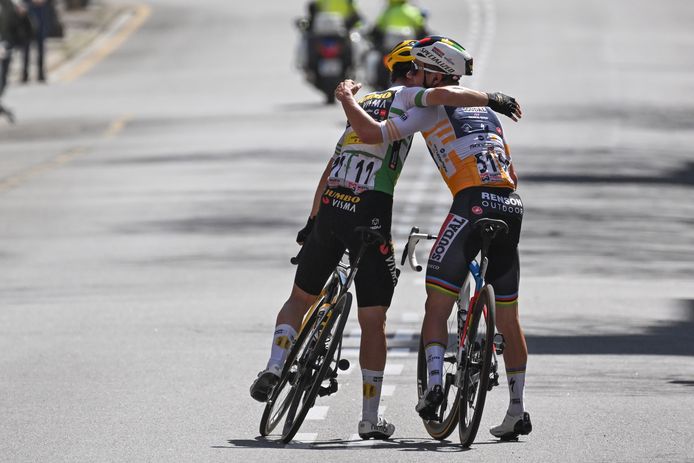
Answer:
[
  {"xmin": 251, "ymin": 39, "xmax": 520, "ymax": 440},
  {"xmin": 334, "ymin": 35, "xmax": 531, "ymax": 441}
]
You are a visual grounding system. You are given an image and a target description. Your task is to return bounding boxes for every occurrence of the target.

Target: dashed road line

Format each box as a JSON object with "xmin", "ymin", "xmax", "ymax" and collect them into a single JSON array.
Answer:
[
  {"xmin": 287, "ymin": 433, "xmax": 318, "ymax": 446},
  {"xmin": 346, "ymin": 434, "xmax": 398, "ymax": 447},
  {"xmin": 384, "ymin": 363, "xmax": 404, "ymax": 375},
  {"xmin": 56, "ymin": 4, "xmax": 152, "ymax": 83},
  {"xmin": 0, "ymin": 114, "xmax": 132, "ymax": 194},
  {"xmin": 0, "ymin": 147, "xmax": 87, "ymax": 193},
  {"xmin": 402, "ymin": 312, "xmax": 423, "ymax": 323},
  {"xmin": 388, "ymin": 348, "xmax": 413, "ymax": 358},
  {"xmin": 392, "ymin": 328, "xmax": 418, "ymax": 341},
  {"xmin": 103, "ymin": 113, "xmax": 133, "ymax": 138},
  {"xmin": 305, "ymin": 406, "xmax": 330, "ymax": 420}
]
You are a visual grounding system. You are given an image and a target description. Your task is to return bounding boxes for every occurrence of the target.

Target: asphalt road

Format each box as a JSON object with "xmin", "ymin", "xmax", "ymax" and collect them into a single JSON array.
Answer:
[{"xmin": 1, "ymin": 0, "xmax": 693, "ymax": 462}]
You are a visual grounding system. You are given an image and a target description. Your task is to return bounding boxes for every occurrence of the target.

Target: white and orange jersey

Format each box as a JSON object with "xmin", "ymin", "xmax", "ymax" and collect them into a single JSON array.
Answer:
[
  {"xmin": 381, "ymin": 105, "xmax": 516, "ymax": 196},
  {"xmin": 328, "ymin": 86, "xmax": 437, "ymax": 195}
]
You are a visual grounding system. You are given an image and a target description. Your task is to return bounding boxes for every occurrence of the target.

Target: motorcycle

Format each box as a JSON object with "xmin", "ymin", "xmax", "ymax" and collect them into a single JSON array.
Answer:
[{"xmin": 295, "ymin": 12, "xmax": 360, "ymax": 104}]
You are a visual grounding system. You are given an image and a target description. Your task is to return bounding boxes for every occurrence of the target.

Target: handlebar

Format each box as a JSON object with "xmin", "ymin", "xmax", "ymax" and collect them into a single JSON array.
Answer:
[{"xmin": 400, "ymin": 226, "xmax": 436, "ymax": 272}]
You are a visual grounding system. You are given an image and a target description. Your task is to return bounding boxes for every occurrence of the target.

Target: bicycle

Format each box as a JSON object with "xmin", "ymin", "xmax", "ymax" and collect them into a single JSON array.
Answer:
[
  {"xmin": 258, "ymin": 226, "xmax": 386, "ymax": 444},
  {"xmin": 401, "ymin": 218, "xmax": 508, "ymax": 447}
]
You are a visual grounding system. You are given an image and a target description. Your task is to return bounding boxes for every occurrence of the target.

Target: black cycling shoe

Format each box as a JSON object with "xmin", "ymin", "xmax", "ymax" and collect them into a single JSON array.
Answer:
[
  {"xmin": 490, "ymin": 411, "xmax": 532, "ymax": 440},
  {"xmin": 415, "ymin": 385, "xmax": 444, "ymax": 421},
  {"xmin": 249, "ymin": 370, "xmax": 280, "ymax": 403},
  {"xmin": 0, "ymin": 103, "xmax": 15, "ymax": 124}
]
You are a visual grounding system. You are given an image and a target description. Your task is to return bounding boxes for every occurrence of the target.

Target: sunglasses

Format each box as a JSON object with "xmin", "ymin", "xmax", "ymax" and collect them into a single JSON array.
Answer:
[{"xmin": 409, "ymin": 61, "xmax": 447, "ymax": 75}]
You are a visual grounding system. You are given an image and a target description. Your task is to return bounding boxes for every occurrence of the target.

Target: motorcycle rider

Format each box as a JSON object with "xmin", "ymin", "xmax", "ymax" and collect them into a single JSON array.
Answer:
[
  {"xmin": 366, "ymin": 0, "xmax": 428, "ymax": 89},
  {"xmin": 371, "ymin": 0, "xmax": 427, "ymax": 50},
  {"xmin": 297, "ymin": 0, "xmax": 363, "ymax": 100}
]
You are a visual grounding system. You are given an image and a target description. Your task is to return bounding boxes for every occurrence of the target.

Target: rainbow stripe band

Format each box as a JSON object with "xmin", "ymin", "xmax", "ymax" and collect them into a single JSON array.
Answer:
[
  {"xmin": 425, "ymin": 341, "xmax": 447, "ymax": 349},
  {"xmin": 495, "ymin": 293, "xmax": 518, "ymax": 306},
  {"xmin": 426, "ymin": 276, "xmax": 460, "ymax": 298},
  {"xmin": 506, "ymin": 365, "xmax": 526, "ymax": 375}
]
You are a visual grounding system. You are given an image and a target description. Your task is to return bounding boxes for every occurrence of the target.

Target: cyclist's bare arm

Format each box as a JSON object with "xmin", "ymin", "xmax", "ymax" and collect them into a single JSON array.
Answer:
[
  {"xmin": 335, "ymin": 80, "xmax": 521, "ymax": 144},
  {"xmin": 424, "ymin": 85, "xmax": 488, "ymax": 107},
  {"xmin": 334, "ymin": 80, "xmax": 383, "ymax": 143},
  {"xmin": 310, "ymin": 158, "xmax": 334, "ymax": 218}
]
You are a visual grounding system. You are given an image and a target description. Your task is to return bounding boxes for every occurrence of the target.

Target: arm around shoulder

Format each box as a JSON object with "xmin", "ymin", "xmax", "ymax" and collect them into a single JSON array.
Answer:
[{"xmin": 424, "ymin": 86, "xmax": 488, "ymax": 108}]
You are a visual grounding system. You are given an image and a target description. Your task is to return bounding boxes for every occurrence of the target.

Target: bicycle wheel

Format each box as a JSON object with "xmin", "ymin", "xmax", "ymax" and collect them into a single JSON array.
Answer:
[
  {"xmin": 416, "ymin": 316, "xmax": 461, "ymax": 439},
  {"xmin": 280, "ymin": 292, "xmax": 352, "ymax": 443},
  {"xmin": 259, "ymin": 306, "xmax": 319, "ymax": 436},
  {"xmin": 458, "ymin": 284, "xmax": 496, "ymax": 447},
  {"xmin": 259, "ymin": 274, "xmax": 340, "ymax": 436}
]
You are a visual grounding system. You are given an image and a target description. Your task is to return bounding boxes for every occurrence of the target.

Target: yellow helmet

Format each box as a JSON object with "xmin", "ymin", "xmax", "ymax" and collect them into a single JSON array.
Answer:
[{"xmin": 383, "ymin": 39, "xmax": 417, "ymax": 72}]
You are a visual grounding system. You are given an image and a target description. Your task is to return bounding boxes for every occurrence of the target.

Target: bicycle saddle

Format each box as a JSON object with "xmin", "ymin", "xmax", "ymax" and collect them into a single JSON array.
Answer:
[
  {"xmin": 473, "ymin": 218, "xmax": 509, "ymax": 237},
  {"xmin": 353, "ymin": 226, "xmax": 386, "ymax": 245}
]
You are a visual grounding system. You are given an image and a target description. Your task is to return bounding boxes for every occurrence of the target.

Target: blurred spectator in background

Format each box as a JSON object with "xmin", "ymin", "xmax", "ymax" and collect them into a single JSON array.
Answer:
[
  {"xmin": 371, "ymin": 0, "xmax": 428, "ymax": 50},
  {"xmin": 0, "ymin": 0, "xmax": 24, "ymax": 121},
  {"xmin": 21, "ymin": 0, "xmax": 50, "ymax": 83}
]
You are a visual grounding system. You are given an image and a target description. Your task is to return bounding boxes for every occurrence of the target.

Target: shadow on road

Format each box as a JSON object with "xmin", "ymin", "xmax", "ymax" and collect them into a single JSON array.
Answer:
[
  {"xmin": 352, "ymin": 299, "xmax": 694, "ymax": 357},
  {"xmin": 522, "ymin": 161, "xmax": 694, "ymax": 187},
  {"xmin": 216, "ymin": 436, "xmax": 524, "ymax": 451},
  {"xmin": 526, "ymin": 299, "xmax": 694, "ymax": 356}
]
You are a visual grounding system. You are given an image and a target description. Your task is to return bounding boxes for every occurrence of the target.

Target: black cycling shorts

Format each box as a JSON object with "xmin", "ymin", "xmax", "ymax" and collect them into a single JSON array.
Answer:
[
  {"xmin": 425, "ymin": 187, "xmax": 523, "ymax": 304},
  {"xmin": 294, "ymin": 187, "xmax": 399, "ymax": 308}
]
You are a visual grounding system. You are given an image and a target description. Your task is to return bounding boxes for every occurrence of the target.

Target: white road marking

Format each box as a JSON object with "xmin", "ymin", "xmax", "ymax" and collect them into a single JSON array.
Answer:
[
  {"xmin": 288, "ymin": 433, "xmax": 318, "ymax": 445},
  {"xmin": 381, "ymin": 385, "xmax": 396, "ymax": 396},
  {"xmin": 384, "ymin": 363, "xmax": 404, "ymax": 375},
  {"xmin": 393, "ymin": 328, "xmax": 418, "ymax": 341},
  {"xmin": 306, "ymin": 406, "xmax": 329, "ymax": 420},
  {"xmin": 388, "ymin": 348, "xmax": 414, "ymax": 358},
  {"xmin": 347, "ymin": 434, "xmax": 377, "ymax": 446},
  {"xmin": 402, "ymin": 312, "xmax": 422, "ymax": 323}
]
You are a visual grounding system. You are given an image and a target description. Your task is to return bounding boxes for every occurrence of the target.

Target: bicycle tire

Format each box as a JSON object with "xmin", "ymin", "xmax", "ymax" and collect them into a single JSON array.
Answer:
[
  {"xmin": 458, "ymin": 284, "xmax": 496, "ymax": 447},
  {"xmin": 416, "ymin": 326, "xmax": 460, "ymax": 439},
  {"xmin": 280, "ymin": 292, "xmax": 352, "ymax": 443},
  {"xmin": 259, "ymin": 273, "xmax": 340, "ymax": 436},
  {"xmin": 259, "ymin": 303, "xmax": 320, "ymax": 436}
]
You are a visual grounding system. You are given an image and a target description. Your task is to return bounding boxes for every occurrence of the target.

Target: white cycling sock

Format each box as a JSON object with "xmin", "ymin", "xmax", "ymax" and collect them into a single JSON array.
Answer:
[
  {"xmin": 425, "ymin": 342, "xmax": 446, "ymax": 389},
  {"xmin": 361, "ymin": 369, "xmax": 384, "ymax": 424},
  {"xmin": 506, "ymin": 365, "xmax": 526, "ymax": 416},
  {"xmin": 266, "ymin": 324, "xmax": 297, "ymax": 373}
]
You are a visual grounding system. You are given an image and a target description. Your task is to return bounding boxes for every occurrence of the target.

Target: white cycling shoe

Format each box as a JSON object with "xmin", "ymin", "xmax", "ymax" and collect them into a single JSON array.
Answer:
[
  {"xmin": 249, "ymin": 364, "xmax": 281, "ymax": 403},
  {"xmin": 490, "ymin": 411, "xmax": 532, "ymax": 440},
  {"xmin": 358, "ymin": 417, "xmax": 395, "ymax": 440}
]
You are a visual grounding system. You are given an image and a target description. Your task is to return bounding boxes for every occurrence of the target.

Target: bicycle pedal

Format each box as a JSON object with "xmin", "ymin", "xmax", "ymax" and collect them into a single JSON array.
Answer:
[
  {"xmin": 337, "ymin": 358, "xmax": 350, "ymax": 371},
  {"xmin": 493, "ymin": 333, "xmax": 505, "ymax": 354},
  {"xmin": 318, "ymin": 379, "xmax": 338, "ymax": 397}
]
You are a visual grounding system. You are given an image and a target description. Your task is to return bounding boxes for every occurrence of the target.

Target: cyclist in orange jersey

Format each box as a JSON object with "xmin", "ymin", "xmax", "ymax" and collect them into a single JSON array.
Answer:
[{"xmin": 334, "ymin": 35, "xmax": 531, "ymax": 441}]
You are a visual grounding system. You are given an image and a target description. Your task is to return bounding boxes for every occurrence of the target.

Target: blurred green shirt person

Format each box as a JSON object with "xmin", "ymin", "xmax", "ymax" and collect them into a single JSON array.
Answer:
[{"xmin": 375, "ymin": 0, "xmax": 426, "ymax": 35}]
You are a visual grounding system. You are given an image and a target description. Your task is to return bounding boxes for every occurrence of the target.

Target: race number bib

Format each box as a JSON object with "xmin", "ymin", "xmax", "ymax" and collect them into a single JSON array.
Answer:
[
  {"xmin": 331, "ymin": 153, "xmax": 382, "ymax": 191},
  {"xmin": 474, "ymin": 146, "xmax": 511, "ymax": 184}
]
